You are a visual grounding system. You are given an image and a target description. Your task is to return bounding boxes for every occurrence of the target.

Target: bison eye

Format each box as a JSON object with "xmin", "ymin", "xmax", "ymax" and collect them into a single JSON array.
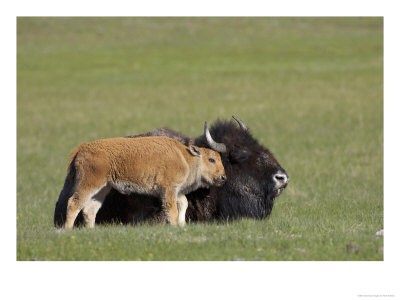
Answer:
[{"xmin": 209, "ymin": 158, "xmax": 216, "ymax": 163}]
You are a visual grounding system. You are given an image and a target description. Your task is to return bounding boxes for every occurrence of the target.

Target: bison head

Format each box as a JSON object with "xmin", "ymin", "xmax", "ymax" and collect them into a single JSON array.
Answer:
[{"xmin": 190, "ymin": 116, "xmax": 289, "ymax": 220}]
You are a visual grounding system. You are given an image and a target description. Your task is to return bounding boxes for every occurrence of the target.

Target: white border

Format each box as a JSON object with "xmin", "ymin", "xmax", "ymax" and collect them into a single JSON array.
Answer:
[
  {"xmin": 9, "ymin": 0, "xmax": 388, "ymax": 17},
  {"xmin": 4, "ymin": 1, "xmax": 400, "ymax": 299}
]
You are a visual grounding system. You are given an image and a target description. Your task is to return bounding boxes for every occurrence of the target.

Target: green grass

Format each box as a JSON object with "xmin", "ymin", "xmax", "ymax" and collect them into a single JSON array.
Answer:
[{"xmin": 17, "ymin": 17, "xmax": 383, "ymax": 261}]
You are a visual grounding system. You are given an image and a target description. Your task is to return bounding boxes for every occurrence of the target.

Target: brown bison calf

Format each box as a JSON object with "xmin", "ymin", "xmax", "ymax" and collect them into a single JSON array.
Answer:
[{"xmin": 62, "ymin": 135, "xmax": 226, "ymax": 229}]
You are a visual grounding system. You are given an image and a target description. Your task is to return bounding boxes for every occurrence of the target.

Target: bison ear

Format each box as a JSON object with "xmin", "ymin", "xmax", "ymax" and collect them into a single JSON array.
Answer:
[
  {"xmin": 230, "ymin": 149, "xmax": 250, "ymax": 163},
  {"xmin": 188, "ymin": 145, "xmax": 201, "ymax": 157}
]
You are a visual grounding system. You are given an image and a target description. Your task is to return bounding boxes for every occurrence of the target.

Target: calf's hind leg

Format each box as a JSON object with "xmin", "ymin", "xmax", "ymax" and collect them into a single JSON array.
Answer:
[
  {"xmin": 65, "ymin": 189, "xmax": 93, "ymax": 229},
  {"xmin": 81, "ymin": 184, "xmax": 112, "ymax": 228},
  {"xmin": 162, "ymin": 189, "xmax": 179, "ymax": 225},
  {"xmin": 65, "ymin": 182, "xmax": 109, "ymax": 229}
]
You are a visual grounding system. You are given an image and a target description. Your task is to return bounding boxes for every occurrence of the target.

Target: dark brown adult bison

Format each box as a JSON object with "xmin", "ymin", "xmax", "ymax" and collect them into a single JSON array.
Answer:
[{"xmin": 54, "ymin": 116, "xmax": 288, "ymax": 226}]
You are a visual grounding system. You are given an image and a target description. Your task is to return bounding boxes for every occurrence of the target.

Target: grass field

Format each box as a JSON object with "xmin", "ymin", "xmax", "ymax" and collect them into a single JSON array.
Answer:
[{"xmin": 17, "ymin": 17, "xmax": 383, "ymax": 261}]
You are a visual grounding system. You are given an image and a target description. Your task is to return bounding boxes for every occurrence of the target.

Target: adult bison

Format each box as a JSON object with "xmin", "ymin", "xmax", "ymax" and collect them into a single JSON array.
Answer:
[{"xmin": 54, "ymin": 116, "xmax": 289, "ymax": 226}]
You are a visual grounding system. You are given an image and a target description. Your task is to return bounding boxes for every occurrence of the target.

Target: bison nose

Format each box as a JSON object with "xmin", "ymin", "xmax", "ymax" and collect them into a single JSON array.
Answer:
[
  {"xmin": 220, "ymin": 175, "xmax": 226, "ymax": 182},
  {"xmin": 273, "ymin": 172, "xmax": 288, "ymax": 187}
]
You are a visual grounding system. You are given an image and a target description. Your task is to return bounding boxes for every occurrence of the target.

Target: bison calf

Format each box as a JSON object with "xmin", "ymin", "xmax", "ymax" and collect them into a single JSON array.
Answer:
[{"xmin": 62, "ymin": 135, "xmax": 226, "ymax": 228}]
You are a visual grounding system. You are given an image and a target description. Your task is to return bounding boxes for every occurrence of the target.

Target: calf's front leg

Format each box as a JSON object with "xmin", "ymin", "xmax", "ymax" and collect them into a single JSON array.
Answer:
[
  {"xmin": 162, "ymin": 189, "xmax": 179, "ymax": 225},
  {"xmin": 176, "ymin": 194, "xmax": 188, "ymax": 226}
]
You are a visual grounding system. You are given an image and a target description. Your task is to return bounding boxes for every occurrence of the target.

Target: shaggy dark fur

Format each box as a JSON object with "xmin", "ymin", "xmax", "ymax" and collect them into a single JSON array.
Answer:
[
  {"xmin": 54, "ymin": 118, "xmax": 288, "ymax": 226},
  {"xmin": 189, "ymin": 120, "xmax": 286, "ymax": 220}
]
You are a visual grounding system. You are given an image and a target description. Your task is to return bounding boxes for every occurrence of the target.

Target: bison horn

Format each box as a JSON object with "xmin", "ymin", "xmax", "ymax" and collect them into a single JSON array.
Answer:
[
  {"xmin": 204, "ymin": 121, "xmax": 227, "ymax": 153},
  {"xmin": 232, "ymin": 115, "xmax": 247, "ymax": 131}
]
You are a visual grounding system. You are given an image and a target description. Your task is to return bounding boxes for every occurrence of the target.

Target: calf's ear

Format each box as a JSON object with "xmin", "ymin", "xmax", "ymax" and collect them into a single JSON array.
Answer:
[{"xmin": 188, "ymin": 145, "xmax": 201, "ymax": 157}]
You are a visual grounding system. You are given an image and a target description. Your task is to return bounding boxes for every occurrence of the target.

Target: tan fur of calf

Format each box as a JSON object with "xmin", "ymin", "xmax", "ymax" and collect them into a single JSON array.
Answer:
[{"xmin": 63, "ymin": 136, "xmax": 226, "ymax": 228}]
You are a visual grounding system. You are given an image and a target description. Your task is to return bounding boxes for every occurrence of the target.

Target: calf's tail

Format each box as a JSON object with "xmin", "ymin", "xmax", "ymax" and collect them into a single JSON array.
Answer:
[{"xmin": 53, "ymin": 152, "xmax": 79, "ymax": 228}]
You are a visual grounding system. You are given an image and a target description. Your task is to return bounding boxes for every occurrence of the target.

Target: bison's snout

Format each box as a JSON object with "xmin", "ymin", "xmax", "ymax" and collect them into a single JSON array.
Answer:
[
  {"xmin": 274, "ymin": 173, "xmax": 288, "ymax": 187},
  {"xmin": 214, "ymin": 174, "xmax": 227, "ymax": 186},
  {"xmin": 273, "ymin": 171, "xmax": 289, "ymax": 196}
]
